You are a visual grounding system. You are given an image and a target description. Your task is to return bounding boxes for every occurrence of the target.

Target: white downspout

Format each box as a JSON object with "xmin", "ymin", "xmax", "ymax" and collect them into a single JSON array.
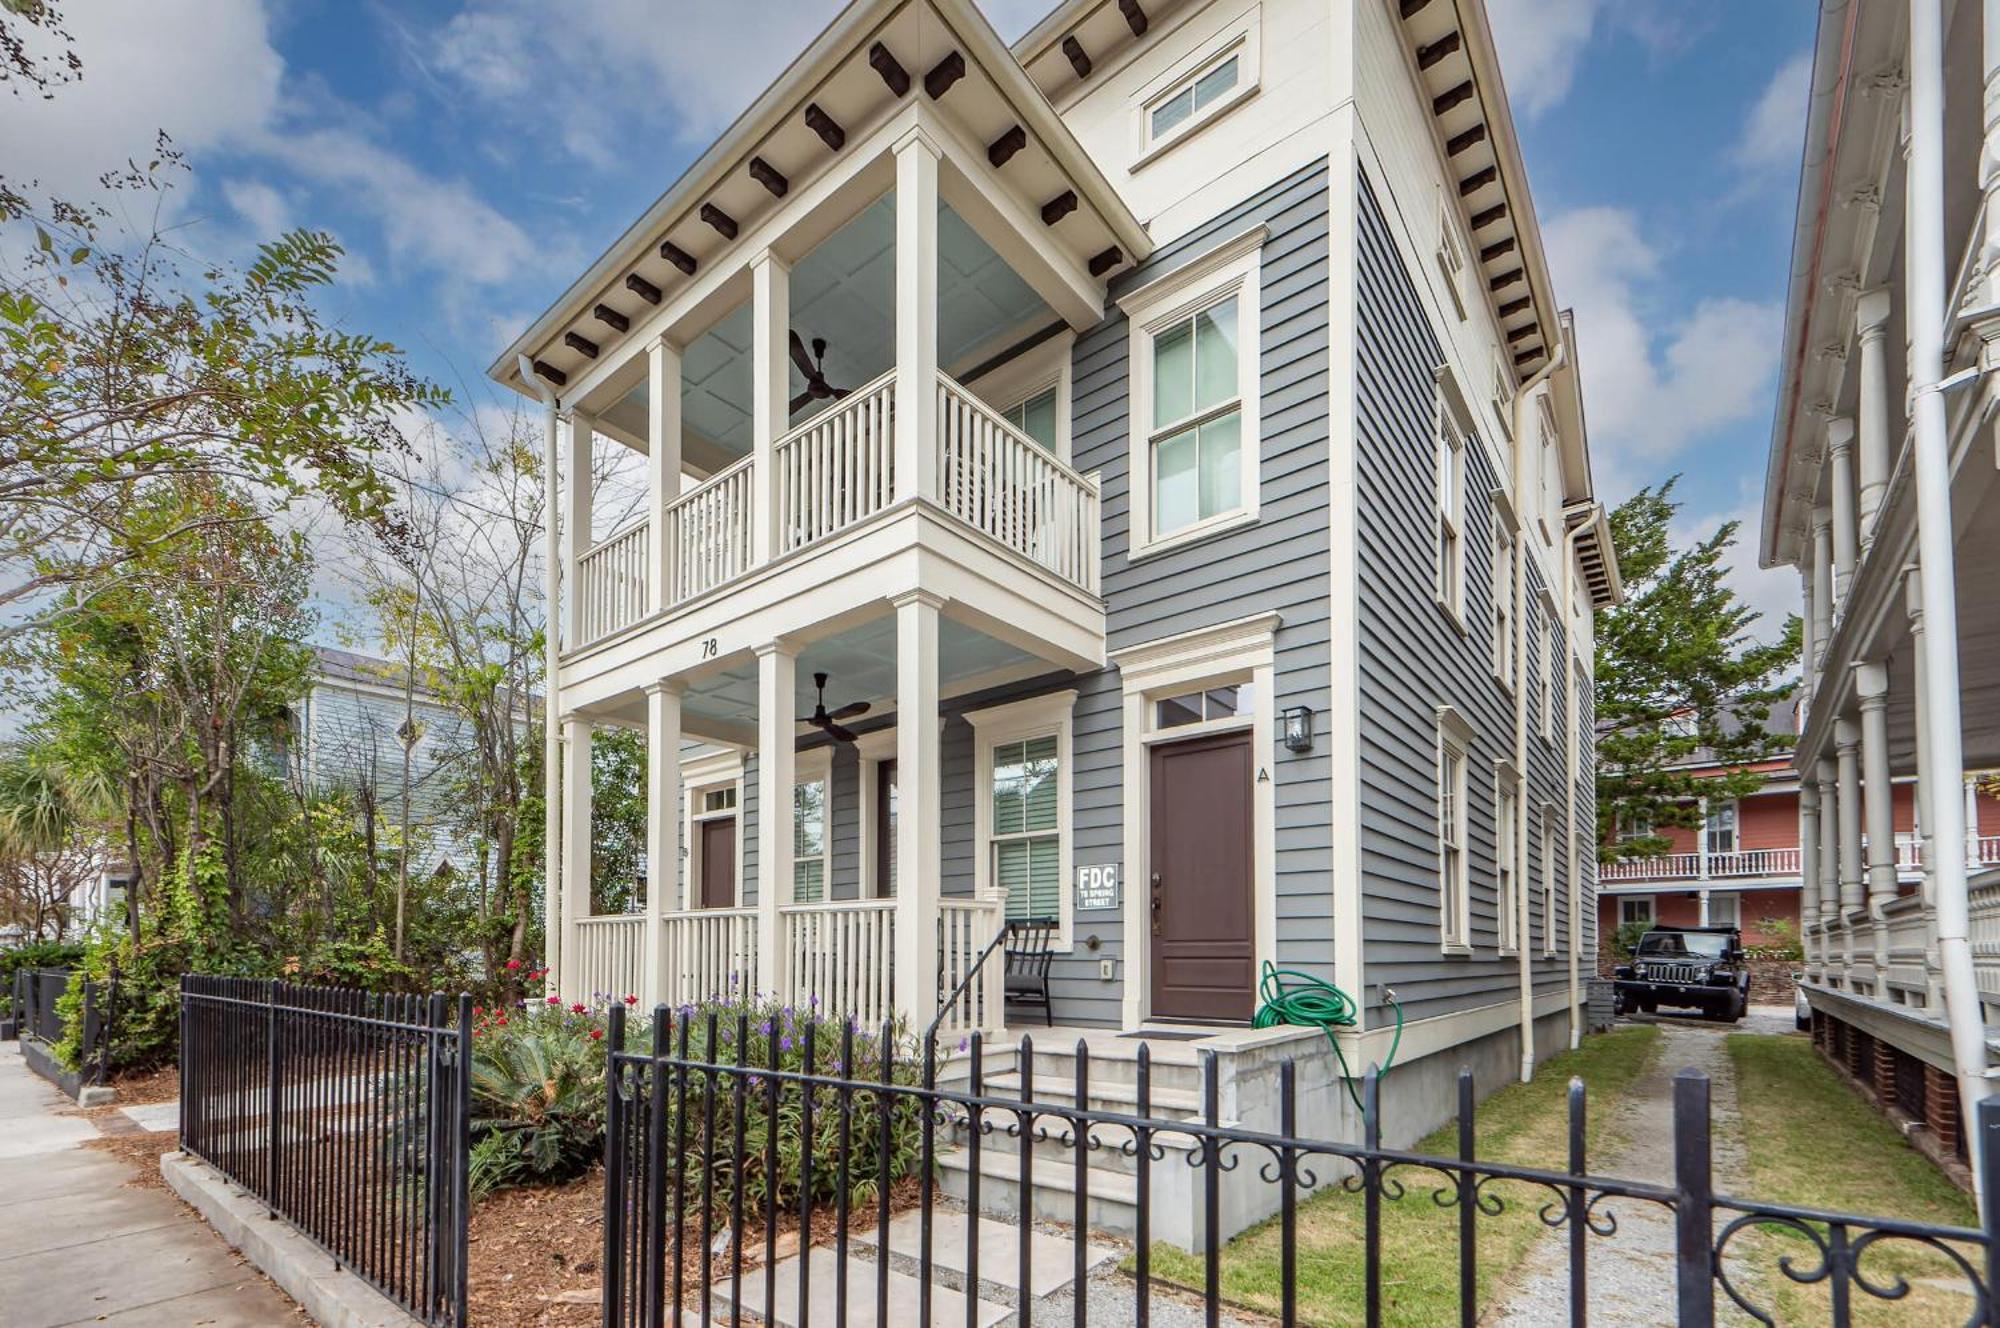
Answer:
[
  {"xmin": 521, "ymin": 355, "xmax": 565, "ymax": 999},
  {"xmin": 1909, "ymin": 0, "xmax": 1990, "ymax": 1210},
  {"xmin": 1560, "ymin": 502, "xmax": 1599, "ymax": 1052},
  {"xmin": 1510, "ymin": 346, "xmax": 1566, "ymax": 1082}
]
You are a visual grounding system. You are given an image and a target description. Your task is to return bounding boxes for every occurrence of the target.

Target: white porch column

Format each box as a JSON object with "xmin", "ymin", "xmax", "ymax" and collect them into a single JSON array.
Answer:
[
  {"xmin": 1817, "ymin": 760, "xmax": 1841, "ymax": 967},
  {"xmin": 751, "ymin": 252, "xmax": 791, "ymax": 566},
  {"xmin": 1811, "ymin": 509, "xmax": 1834, "ymax": 666},
  {"xmin": 892, "ymin": 590, "xmax": 944, "ymax": 1035},
  {"xmin": 1854, "ymin": 289, "xmax": 1893, "ymax": 536},
  {"xmin": 893, "ymin": 129, "xmax": 941, "ymax": 506},
  {"xmin": 754, "ymin": 641, "xmax": 796, "ymax": 1001},
  {"xmin": 1800, "ymin": 566, "xmax": 1818, "ymax": 713},
  {"xmin": 1856, "ymin": 662, "xmax": 1896, "ymax": 974},
  {"xmin": 1799, "ymin": 781, "xmax": 1822, "ymax": 950},
  {"xmin": 644, "ymin": 681, "xmax": 684, "ymax": 1007},
  {"xmin": 528, "ymin": 369, "xmax": 562, "ymax": 996},
  {"xmin": 1836, "ymin": 717, "xmax": 1865, "ymax": 920},
  {"xmin": 1908, "ymin": 567, "xmax": 1944, "ymax": 1004},
  {"xmin": 1913, "ymin": 0, "xmax": 1988, "ymax": 1205},
  {"xmin": 561, "ymin": 715, "xmax": 593, "ymax": 1003},
  {"xmin": 647, "ymin": 338, "xmax": 683, "ymax": 614},
  {"xmin": 1826, "ymin": 418, "xmax": 1858, "ymax": 603},
  {"xmin": 564, "ymin": 410, "xmax": 597, "ymax": 648}
]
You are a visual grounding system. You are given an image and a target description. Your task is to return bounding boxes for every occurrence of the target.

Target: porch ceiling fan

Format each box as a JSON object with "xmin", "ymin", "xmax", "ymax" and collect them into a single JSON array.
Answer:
[
  {"xmin": 789, "ymin": 331, "xmax": 851, "ymax": 414},
  {"xmin": 801, "ymin": 672, "xmax": 870, "ymax": 744}
]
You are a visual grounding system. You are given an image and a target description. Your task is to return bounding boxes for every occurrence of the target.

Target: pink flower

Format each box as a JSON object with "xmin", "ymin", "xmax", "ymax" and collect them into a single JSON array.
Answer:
[
  {"xmin": 505, "ymin": 959, "xmax": 521, "ymax": 971},
  {"xmin": 571, "ymin": 1002, "xmax": 587, "ymax": 1014},
  {"xmin": 624, "ymin": 994, "xmax": 638, "ymax": 1006},
  {"xmin": 590, "ymin": 1028, "xmax": 604, "ymax": 1041},
  {"xmin": 547, "ymin": 995, "xmax": 561, "ymax": 1005}
]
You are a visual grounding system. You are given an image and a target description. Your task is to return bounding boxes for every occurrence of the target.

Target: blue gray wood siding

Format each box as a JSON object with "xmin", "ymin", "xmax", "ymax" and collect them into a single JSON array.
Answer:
[{"xmin": 1352, "ymin": 165, "xmax": 1590, "ymax": 1023}]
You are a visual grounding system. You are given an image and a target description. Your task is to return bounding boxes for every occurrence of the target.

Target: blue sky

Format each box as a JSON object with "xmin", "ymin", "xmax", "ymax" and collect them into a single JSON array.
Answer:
[{"xmin": 4, "ymin": 0, "xmax": 1814, "ymax": 639}]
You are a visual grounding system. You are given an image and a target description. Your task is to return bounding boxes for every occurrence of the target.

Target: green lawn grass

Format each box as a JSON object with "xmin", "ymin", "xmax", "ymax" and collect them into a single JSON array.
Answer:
[
  {"xmin": 1135, "ymin": 1024, "xmax": 1662, "ymax": 1327},
  {"xmin": 1725, "ymin": 1034, "xmax": 1979, "ymax": 1327}
]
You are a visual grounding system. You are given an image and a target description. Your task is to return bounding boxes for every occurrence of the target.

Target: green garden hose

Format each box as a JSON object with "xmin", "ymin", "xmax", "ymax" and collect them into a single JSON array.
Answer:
[{"xmin": 1251, "ymin": 961, "xmax": 1403, "ymax": 1117}]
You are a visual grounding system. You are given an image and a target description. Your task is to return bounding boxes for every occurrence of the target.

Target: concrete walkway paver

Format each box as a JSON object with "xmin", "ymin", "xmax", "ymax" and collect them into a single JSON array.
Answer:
[
  {"xmin": 1491, "ymin": 1008, "xmax": 1792, "ymax": 1326},
  {"xmin": 0, "ymin": 1046, "xmax": 302, "ymax": 1327}
]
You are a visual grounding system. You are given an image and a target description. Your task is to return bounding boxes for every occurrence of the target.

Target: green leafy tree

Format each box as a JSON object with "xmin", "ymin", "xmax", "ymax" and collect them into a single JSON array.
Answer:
[
  {"xmin": 591, "ymin": 728, "xmax": 646, "ymax": 914},
  {"xmin": 1594, "ymin": 479, "xmax": 1801, "ymax": 861},
  {"xmin": 0, "ymin": 162, "xmax": 443, "ymax": 636}
]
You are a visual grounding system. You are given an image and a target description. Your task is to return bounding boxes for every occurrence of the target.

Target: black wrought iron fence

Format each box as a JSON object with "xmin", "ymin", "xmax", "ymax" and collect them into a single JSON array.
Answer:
[
  {"xmin": 178, "ymin": 976, "xmax": 472, "ymax": 1328},
  {"xmin": 13, "ymin": 967, "xmax": 114, "ymax": 1085},
  {"xmin": 602, "ymin": 1009, "xmax": 2000, "ymax": 1328}
]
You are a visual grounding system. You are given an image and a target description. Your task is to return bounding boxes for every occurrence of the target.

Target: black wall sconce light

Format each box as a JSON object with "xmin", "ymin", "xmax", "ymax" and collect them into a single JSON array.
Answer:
[{"xmin": 1282, "ymin": 705, "xmax": 1314, "ymax": 753}]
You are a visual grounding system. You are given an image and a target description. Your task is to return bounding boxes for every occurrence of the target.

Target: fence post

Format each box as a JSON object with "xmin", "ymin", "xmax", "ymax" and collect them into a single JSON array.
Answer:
[
  {"xmin": 602, "ymin": 1003, "xmax": 627, "ymax": 1328},
  {"xmin": 177, "ymin": 975, "xmax": 188, "ymax": 1153},
  {"xmin": 265, "ymin": 980, "xmax": 281, "ymax": 1216},
  {"xmin": 1980, "ymin": 1094, "xmax": 2000, "ymax": 1322},
  {"xmin": 80, "ymin": 976, "xmax": 98, "ymax": 1086},
  {"xmin": 453, "ymin": 993, "xmax": 472, "ymax": 1328},
  {"xmin": 1672, "ymin": 1068, "xmax": 1715, "ymax": 1328}
]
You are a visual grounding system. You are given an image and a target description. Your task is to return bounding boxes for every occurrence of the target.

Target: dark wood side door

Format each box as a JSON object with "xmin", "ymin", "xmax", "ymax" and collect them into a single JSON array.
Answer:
[
  {"xmin": 1149, "ymin": 729, "xmax": 1255, "ymax": 1022},
  {"xmin": 699, "ymin": 817, "xmax": 736, "ymax": 909}
]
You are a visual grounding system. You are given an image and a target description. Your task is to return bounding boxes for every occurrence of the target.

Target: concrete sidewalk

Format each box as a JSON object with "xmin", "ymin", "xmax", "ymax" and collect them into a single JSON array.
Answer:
[{"xmin": 0, "ymin": 1046, "xmax": 304, "ymax": 1326}]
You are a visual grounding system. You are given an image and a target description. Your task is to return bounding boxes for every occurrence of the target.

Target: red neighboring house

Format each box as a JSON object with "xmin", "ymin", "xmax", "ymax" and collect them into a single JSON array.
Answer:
[{"xmin": 1601, "ymin": 703, "xmax": 2000, "ymax": 955}]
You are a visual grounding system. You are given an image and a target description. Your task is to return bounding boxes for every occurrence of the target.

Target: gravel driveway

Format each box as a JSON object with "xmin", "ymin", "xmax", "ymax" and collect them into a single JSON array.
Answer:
[{"xmin": 1488, "ymin": 1007, "xmax": 1796, "ymax": 1326}]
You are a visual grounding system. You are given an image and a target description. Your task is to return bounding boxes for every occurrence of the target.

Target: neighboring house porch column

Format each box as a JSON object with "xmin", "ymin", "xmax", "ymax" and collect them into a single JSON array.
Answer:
[
  {"xmin": 1816, "ymin": 758, "xmax": 1841, "ymax": 970},
  {"xmin": 1811, "ymin": 508, "xmax": 1834, "ymax": 673},
  {"xmin": 754, "ymin": 641, "xmax": 797, "ymax": 1003},
  {"xmin": 1835, "ymin": 717, "xmax": 1865, "ymax": 926},
  {"xmin": 1798, "ymin": 781, "xmax": 1821, "ymax": 950},
  {"xmin": 1854, "ymin": 289, "xmax": 1893, "ymax": 536},
  {"xmin": 560, "ymin": 715, "xmax": 593, "ymax": 1004},
  {"xmin": 1855, "ymin": 661, "xmax": 1896, "ymax": 974},
  {"xmin": 1826, "ymin": 418, "xmax": 1858, "ymax": 604},
  {"xmin": 647, "ymin": 337, "xmax": 682, "ymax": 614},
  {"xmin": 644, "ymin": 680, "xmax": 685, "ymax": 1007},
  {"xmin": 892, "ymin": 590, "xmax": 944, "ymax": 1033}
]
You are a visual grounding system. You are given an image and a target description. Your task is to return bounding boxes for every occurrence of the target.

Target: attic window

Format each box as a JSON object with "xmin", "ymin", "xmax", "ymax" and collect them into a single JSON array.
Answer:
[
  {"xmin": 1136, "ymin": 33, "xmax": 1257, "ymax": 163},
  {"xmin": 1437, "ymin": 192, "xmax": 1468, "ymax": 320}
]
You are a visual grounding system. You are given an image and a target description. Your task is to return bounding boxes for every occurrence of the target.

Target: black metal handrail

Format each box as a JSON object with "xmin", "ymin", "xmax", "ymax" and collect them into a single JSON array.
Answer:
[
  {"xmin": 178, "ymin": 976, "xmax": 472, "ymax": 1328},
  {"xmin": 923, "ymin": 918, "xmax": 1012, "ymax": 1055},
  {"xmin": 599, "ymin": 1010, "xmax": 2000, "ymax": 1328}
]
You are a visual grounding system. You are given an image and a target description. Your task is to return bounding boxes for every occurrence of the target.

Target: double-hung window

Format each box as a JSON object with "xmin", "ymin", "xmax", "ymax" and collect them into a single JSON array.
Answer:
[
  {"xmin": 1705, "ymin": 801, "xmax": 1738, "ymax": 859},
  {"xmin": 1438, "ymin": 707, "xmax": 1474, "ymax": 951},
  {"xmin": 967, "ymin": 691, "xmax": 1076, "ymax": 945},
  {"xmin": 1436, "ymin": 426, "xmax": 1466, "ymax": 622},
  {"xmin": 1541, "ymin": 805, "xmax": 1557, "ymax": 955},
  {"xmin": 1001, "ymin": 386, "xmax": 1059, "ymax": 452},
  {"xmin": 1497, "ymin": 768, "xmax": 1521, "ymax": 954},
  {"xmin": 1121, "ymin": 227, "xmax": 1264, "ymax": 556},
  {"xmin": 1493, "ymin": 521, "xmax": 1516, "ymax": 690},
  {"xmin": 793, "ymin": 755, "xmax": 831, "ymax": 903}
]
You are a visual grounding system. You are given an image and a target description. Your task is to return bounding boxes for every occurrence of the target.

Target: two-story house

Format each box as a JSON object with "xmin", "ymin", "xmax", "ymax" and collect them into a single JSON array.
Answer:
[
  {"xmin": 493, "ymin": 0, "xmax": 1617, "ymax": 1161},
  {"xmin": 1760, "ymin": 0, "xmax": 2000, "ymax": 1177}
]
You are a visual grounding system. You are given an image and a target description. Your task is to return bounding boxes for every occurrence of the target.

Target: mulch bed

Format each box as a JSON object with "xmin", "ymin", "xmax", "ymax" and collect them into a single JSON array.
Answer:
[
  {"xmin": 82, "ymin": 1129, "xmax": 178, "ymax": 1191},
  {"xmin": 109, "ymin": 1063, "xmax": 180, "ymax": 1104},
  {"xmin": 466, "ymin": 1171, "xmax": 928, "ymax": 1328}
]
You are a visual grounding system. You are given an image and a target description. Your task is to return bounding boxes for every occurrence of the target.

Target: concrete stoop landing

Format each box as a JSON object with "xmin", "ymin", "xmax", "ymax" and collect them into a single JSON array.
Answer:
[{"xmin": 933, "ymin": 1023, "xmax": 1346, "ymax": 1252}]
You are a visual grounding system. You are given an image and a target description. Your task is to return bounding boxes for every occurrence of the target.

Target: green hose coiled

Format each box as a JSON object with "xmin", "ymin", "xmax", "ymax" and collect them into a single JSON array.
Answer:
[{"xmin": 1251, "ymin": 961, "xmax": 1403, "ymax": 1116}]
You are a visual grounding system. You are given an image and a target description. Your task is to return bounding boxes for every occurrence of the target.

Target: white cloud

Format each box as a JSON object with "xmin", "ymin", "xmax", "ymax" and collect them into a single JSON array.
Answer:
[
  {"xmin": 0, "ymin": 0, "xmax": 284, "ymax": 199},
  {"xmin": 1487, "ymin": 0, "xmax": 1599, "ymax": 120},
  {"xmin": 1733, "ymin": 50, "xmax": 1812, "ymax": 174},
  {"xmin": 1544, "ymin": 206, "xmax": 1781, "ymax": 499},
  {"xmin": 222, "ymin": 178, "xmax": 293, "ymax": 238}
]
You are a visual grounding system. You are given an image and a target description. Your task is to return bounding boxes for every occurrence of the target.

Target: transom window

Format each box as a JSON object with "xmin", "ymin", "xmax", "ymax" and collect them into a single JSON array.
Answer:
[
  {"xmin": 702, "ymin": 787, "xmax": 737, "ymax": 814},
  {"xmin": 1001, "ymin": 386, "xmax": 1058, "ymax": 451},
  {"xmin": 1149, "ymin": 51, "xmax": 1239, "ymax": 142},
  {"xmin": 1155, "ymin": 683, "xmax": 1255, "ymax": 730},
  {"xmin": 991, "ymin": 735, "xmax": 1061, "ymax": 923},
  {"xmin": 1151, "ymin": 299, "xmax": 1243, "ymax": 537},
  {"xmin": 794, "ymin": 776, "xmax": 828, "ymax": 903}
]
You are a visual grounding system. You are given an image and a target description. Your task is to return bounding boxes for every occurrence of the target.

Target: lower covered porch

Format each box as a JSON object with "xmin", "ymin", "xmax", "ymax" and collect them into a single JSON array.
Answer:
[{"xmin": 551, "ymin": 576, "xmax": 1092, "ymax": 1042}]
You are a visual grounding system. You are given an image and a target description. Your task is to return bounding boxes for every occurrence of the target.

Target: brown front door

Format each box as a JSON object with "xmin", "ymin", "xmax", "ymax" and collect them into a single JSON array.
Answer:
[
  {"xmin": 699, "ymin": 817, "xmax": 736, "ymax": 909},
  {"xmin": 1149, "ymin": 729, "xmax": 1255, "ymax": 1021}
]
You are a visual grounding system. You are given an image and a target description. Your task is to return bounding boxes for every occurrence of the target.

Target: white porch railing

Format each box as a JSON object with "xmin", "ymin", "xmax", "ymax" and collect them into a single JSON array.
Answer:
[
  {"xmin": 1972, "ymin": 876, "xmax": 2000, "ymax": 998},
  {"xmin": 576, "ymin": 523, "xmax": 649, "ymax": 645},
  {"xmin": 779, "ymin": 899, "xmax": 897, "ymax": 1030},
  {"xmin": 1881, "ymin": 894, "xmax": 1929, "ymax": 963},
  {"xmin": 776, "ymin": 372, "xmax": 895, "ymax": 553},
  {"xmin": 935, "ymin": 372, "xmax": 1101, "ymax": 594},
  {"xmin": 663, "ymin": 907, "xmax": 759, "ymax": 1006},
  {"xmin": 572, "ymin": 915, "xmax": 646, "ymax": 1004},
  {"xmin": 666, "ymin": 455, "xmax": 754, "ymax": 605},
  {"xmin": 935, "ymin": 892, "xmax": 1007, "ymax": 1042}
]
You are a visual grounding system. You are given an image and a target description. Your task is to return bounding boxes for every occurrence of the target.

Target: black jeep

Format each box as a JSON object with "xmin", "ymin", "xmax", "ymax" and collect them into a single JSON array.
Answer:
[{"xmin": 1612, "ymin": 925, "xmax": 1749, "ymax": 1022}]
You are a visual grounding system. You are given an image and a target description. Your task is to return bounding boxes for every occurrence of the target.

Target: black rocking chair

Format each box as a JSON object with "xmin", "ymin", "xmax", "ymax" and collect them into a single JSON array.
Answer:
[{"xmin": 1003, "ymin": 918, "xmax": 1058, "ymax": 1026}]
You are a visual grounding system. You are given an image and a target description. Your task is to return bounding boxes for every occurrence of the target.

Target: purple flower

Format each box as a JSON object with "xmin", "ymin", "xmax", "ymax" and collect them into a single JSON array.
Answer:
[{"xmin": 780, "ymin": 1035, "xmax": 795, "ymax": 1052}]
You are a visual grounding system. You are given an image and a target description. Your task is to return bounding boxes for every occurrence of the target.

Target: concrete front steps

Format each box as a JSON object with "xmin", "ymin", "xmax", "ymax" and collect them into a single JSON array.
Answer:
[{"xmin": 934, "ymin": 1032, "xmax": 1231, "ymax": 1246}]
